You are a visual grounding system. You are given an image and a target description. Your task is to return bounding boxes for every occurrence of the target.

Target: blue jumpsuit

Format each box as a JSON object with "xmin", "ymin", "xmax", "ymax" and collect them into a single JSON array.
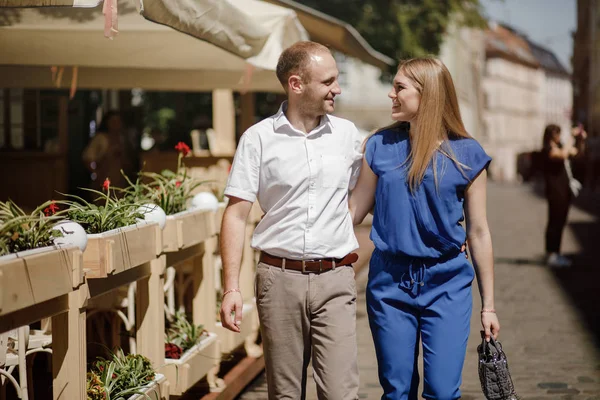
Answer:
[{"xmin": 365, "ymin": 127, "xmax": 492, "ymax": 400}]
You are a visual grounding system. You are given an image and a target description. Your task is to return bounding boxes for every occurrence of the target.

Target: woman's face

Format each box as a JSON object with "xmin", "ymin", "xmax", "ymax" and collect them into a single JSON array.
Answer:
[
  {"xmin": 551, "ymin": 130, "xmax": 561, "ymax": 144},
  {"xmin": 388, "ymin": 71, "xmax": 421, "ymax": 122}
]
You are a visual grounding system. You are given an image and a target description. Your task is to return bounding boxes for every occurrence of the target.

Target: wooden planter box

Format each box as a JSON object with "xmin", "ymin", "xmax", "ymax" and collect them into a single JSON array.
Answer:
[
  {"xmin": 162, "ymin": 209, "xmax": 216, "ymax": 252},
  {"xmin": 0, "ymin": 245, "xmax": 83, "ymax": 318},
  {"xmin": 84, "ymin": 222, "xmax": 160, "ymax": 279},
  {"xmin": 215, "ymin": 302, "xmax": 258, "ymax": 355},
  {"xmin": 162, "ymin": 332, "xmax": 219, "ymax": 395},
  {"xmin": 128, "ymin": 373, "xmax": 170, "ymax": 400}
]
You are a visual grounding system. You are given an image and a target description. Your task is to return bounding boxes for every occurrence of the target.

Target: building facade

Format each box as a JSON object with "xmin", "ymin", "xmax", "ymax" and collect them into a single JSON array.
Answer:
[{"xmin": 481, "ymin": 23, "xmax": 545, "ymax": 182}]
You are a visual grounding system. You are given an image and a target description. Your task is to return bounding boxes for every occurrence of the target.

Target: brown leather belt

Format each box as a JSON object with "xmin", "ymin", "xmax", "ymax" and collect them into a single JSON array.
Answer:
[{"xmin": 259, "ymin": 252, "xmax": 359, "ymax": 274}]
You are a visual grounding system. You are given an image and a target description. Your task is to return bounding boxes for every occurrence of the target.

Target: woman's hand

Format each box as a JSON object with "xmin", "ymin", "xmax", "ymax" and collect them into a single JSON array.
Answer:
[{"xmin": 481, "ymin": 310, "xmax": 500, "ymax": 342}]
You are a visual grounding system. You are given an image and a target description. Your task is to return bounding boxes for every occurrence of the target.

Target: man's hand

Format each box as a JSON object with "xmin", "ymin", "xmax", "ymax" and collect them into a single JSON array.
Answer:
[{"xmin": 220, "ymin": 291, "xmax": 243, "ymax": 333}]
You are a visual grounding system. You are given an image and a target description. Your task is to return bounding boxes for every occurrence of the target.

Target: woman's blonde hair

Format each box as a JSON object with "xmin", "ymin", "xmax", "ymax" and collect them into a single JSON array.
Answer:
[{"xmin": 378, "ymin": 57, "xmax": 471, "ymax": 191}]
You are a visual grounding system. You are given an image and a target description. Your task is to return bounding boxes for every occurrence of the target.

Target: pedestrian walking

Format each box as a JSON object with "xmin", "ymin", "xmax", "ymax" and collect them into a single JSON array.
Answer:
[
  {"xmin": 219, "ymin": 41, "xmax": 363, "ymax": 400},
  {"xmin": 350, "ymin": 57, "xmax": 500, "ymax": 400}
]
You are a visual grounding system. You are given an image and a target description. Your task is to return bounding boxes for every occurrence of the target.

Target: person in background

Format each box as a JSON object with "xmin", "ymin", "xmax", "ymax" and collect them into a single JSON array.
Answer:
[
  {"xmin": 82, "ymin": 110, "xmax": 135, "ymax": 192},
  {"xmin": 541, "ymin": 123, "xmax": 587, "ymax": 268}
]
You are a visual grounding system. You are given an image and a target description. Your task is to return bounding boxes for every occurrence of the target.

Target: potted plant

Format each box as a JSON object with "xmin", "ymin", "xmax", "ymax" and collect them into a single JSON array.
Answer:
[
  {"xmin": 56, "ymin": 179, "xmax": 160, "ymax": 278},
  {"xmin": 87, "ymin": 348, "xmax": 168, "ymax": 400},
  {"xmin": 162, "ymin": 311, "xmax": 219, "ymax": 395},
  {"xmin": 0, "ymin": 199, "xmax": 63, "ymax": 257},
  {"xmin": 0, "ymin": 199, "xmax": 83, "ymax": 317},
  {"xmin": 122, "ymin": 142, "xmax": 217, "ymax": 252}
]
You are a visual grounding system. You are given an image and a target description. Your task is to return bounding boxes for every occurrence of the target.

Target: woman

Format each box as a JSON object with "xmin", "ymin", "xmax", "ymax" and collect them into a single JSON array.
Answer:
[
  {"xmin": 350, "ymin": 58, "xmax": 500, "ymax": 400},
  {"xmin": 82, "ymin": 111, "xmax": 135, "ymax": 191},
  {"xmin": 541, "ymin": 124, "xmax": 586, "ymax": 268}
]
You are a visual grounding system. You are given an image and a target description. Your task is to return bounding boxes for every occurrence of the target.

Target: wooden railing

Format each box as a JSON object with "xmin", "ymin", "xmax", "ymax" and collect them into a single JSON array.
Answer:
[{"xmin": 0, "ymin": 202, "xmax": 263, "ymax": 399}]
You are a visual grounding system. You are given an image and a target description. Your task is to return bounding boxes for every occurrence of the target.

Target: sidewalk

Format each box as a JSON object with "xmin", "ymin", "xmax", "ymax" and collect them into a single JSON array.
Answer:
[{"xmin": 239, "ymin": 183, "xmax": 600, "ymax": 399}]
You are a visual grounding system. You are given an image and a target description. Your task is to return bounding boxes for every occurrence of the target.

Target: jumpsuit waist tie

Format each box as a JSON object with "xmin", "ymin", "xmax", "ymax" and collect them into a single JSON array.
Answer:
[
  {"xmin": 400, "ymin": 258, "xmax": 426, "ymax": 295},
  {"xmin": 397, "ymin": 243, "xmax": 467, "ymax": 295}
]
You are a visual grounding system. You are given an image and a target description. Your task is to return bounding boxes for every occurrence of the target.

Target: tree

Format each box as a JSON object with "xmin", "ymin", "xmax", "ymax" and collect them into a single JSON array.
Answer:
[{"xmin": 297, "ymin": 0, "xmax": 488, "ymax": 72}]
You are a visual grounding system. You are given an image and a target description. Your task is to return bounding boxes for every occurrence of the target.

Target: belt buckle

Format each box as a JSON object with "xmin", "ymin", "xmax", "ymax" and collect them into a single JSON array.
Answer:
[{"xmin": 301, "ymin": 259, "xmax": 323, "ymax": 273}]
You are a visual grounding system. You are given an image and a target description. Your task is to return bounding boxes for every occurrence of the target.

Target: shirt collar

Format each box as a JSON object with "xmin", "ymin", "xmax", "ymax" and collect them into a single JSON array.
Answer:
[{"xmin": 273, "ymin": 101, "xmax": 334, "ymax": 136}]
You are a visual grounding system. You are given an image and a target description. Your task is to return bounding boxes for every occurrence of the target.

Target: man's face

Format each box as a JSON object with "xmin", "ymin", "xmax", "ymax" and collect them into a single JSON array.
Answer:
[{"xmin": 300, "ymin": 52, "xmax": 341, "ymax": 116}]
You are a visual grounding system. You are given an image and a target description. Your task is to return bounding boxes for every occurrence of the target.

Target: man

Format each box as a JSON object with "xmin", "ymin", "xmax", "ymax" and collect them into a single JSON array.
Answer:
[{"xmin": 220, "ymin": 41, "xmax": 363, "ymax": 399}]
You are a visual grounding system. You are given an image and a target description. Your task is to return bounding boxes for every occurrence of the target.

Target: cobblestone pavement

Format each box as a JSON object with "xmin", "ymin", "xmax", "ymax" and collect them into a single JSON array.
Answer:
[{"xmin": 238, "ymin": 183, "xmax": 600, "ymax": 399}]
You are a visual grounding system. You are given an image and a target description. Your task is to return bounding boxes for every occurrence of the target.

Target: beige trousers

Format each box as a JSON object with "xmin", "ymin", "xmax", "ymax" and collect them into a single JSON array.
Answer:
[{"xmin": 255, "ymin": 261, "xmax": 359, "ymax": 400}]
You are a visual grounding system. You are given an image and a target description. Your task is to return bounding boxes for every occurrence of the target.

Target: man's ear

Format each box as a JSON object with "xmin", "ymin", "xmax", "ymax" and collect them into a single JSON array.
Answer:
[{"xmin": 288, "ymin": 74, "xmax": 303, "ymax": 94}]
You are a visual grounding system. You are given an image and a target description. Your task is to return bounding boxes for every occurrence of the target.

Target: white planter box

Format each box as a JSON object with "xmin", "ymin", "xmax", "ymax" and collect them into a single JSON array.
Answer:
[
  {"xmin": 84, "ymin": 222, "xmax": 159, "ymax": 278},
  {"xmin": 162, "ymin": 332, "xmax": 219, "ymax": 395},
  {"xmin": 0, "ymin": 245, "xmax": 83, "ymax": 317},
  {"xmin": 162, "ymin": 209, "xmax": 216, "ymax": 252},
  {"xmin": 128, "ymin": 373, "xmax": 169, "ymax": 400}
]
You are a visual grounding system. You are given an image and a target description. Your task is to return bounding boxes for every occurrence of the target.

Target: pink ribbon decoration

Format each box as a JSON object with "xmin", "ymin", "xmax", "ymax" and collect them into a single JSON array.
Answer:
[
  {"xmin": 240, "ymin": 63, "xmax": 255, "ymax": 94},
  {"xmin": 103, "ymin": 0, "xmax": 119, "ymax": 39}
]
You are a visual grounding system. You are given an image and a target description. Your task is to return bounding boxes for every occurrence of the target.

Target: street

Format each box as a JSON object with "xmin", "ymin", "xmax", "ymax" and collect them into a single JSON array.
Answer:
[{"xmin": 239, "ymin": 182, "xmax": 600, "ymax": 399}]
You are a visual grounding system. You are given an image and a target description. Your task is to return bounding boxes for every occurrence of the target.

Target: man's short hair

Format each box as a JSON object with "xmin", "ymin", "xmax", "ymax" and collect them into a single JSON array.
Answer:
[{"xmin": 276, "ymin": 41, "xmax": 330, "ymax": 87}]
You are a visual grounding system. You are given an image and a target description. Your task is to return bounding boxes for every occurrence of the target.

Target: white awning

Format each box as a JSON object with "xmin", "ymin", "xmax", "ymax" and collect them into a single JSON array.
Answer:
[
  {"xmin": 264, "ymin": 0, "xmax": 394, "ymax": 70},
  {"xmin": 0, "ymin": 0, "xmax": 308, "ymax": 91}
]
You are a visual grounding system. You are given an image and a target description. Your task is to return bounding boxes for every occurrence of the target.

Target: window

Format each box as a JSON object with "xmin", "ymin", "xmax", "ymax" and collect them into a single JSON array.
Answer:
[{"xmin": 0, "ymin": 89, "xmax": 63, "ymax": 151}]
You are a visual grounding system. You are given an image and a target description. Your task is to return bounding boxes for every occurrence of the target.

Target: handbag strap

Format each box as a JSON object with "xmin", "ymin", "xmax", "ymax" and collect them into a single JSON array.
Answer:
[{"xmin": 480, "ymin": 331, "xmax": 501, "ymax": 358}]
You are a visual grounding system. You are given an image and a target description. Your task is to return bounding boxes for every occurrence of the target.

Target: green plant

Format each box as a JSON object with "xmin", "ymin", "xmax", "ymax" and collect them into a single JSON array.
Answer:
[
  {"xmin": 121, "ymin": 142, "xmax": 208, "ymax": 215},
  {"xmin": 165, "ymin": 311, "xmax": 209, "ymax": 355},
  {"xmin": 57, "ymin": 179, "xmax": 144, "ymax": 234},
  {"xmin": 0, "ymin": 199, "xmax": 63, "ymax": 257},
  {"xmin": 88, "ymin": 348, "xmax": 156, "ymax": 400},
  {"xmin": 86, "ymin": 371, "xmax": 106, "ymax": 400}
]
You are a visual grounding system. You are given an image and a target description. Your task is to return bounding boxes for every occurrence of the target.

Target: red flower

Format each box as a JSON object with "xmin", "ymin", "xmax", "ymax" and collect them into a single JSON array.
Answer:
[
  {"xmin": 165, "ymin": 343, "xmax": 182, "ymax": 359},
  {"xmin": 44, "ymin": 201, "xmax": 59, "ymax": 216},
  {"xmin": 102, "ymin": 178, "xmax": 110, "ymax": 192},
  {"xmin": 175, "ymin": 181, "xmax": 182, "ymax": 188},
  {"xmin": 174, "ymin": 142, "xmax": 190, "ymax": 156}
]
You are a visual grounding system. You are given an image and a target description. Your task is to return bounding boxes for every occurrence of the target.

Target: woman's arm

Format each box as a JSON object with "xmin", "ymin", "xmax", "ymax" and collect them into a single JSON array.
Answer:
[
  {"xmin": 548, "ymin": 141, "xmax": 577, "ymax": 161},
  {"xmin": 464, "ymin": 169, "xmax": 500, "ymax": 341},
  {"xmin": 349, "ymin": 157, "xmax": 378, "ymax": 225}
]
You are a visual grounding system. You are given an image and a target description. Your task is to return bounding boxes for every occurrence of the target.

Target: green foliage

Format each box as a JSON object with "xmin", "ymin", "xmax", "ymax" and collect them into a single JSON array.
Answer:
[
  {"xmin": 0, "ymin": 200, "xmax": 63, "ymax": 257},
  {"xmin": 57, "ymin": 181, "xmax": 144, "ymax": 235},
  {"xmin": 121, "ymin": 143, "xmax": 208, "ymax": 215},
  {"xmin": 86, "ymin": 372, "xmax": 106, "ymax": 400},
  {"xmin": 165, "ymin": 311, "xmax": 209, "ymax": 354},
  {"xmin": 88, "ymin": 348, "xmax": 156, "ymax": 400},
  {"xmin": 297, "ymin": 0, "xmax": 488, "ymax": 74}
]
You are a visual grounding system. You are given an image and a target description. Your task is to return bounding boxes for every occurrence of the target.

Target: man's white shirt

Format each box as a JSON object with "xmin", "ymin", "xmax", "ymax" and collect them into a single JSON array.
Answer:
[{"xmin": 224, "ymin": 102, "xmax": 363, "ymax": 259}]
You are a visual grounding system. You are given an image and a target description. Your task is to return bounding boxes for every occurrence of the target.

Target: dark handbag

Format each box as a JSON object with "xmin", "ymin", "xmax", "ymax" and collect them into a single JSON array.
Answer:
[{"xmin": 477, "ymin": 332, "xmax": 520, "ymax": 400}]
